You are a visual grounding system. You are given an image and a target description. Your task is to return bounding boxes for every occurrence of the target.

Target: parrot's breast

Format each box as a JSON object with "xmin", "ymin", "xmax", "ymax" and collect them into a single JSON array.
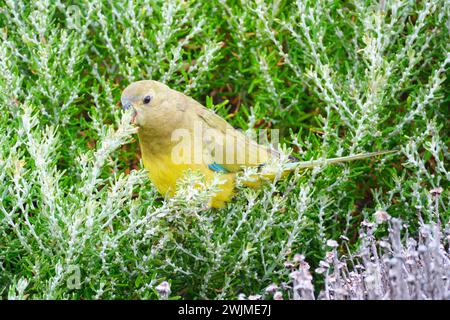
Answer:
[{"xmin": 141, "ymin": 152, "xmax": 235, "ymax": 208}]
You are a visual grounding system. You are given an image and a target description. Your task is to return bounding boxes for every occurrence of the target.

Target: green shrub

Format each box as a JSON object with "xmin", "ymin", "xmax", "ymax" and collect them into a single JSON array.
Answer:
[{"xmin": 0, "ymin": 0, "xmax": 448, "ymax": 299}]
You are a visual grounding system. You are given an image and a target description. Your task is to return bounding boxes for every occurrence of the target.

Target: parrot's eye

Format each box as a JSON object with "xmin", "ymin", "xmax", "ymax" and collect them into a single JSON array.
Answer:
[{"xmin": 143, "ymin": 95, "xmax": 152, "ymax": 104}]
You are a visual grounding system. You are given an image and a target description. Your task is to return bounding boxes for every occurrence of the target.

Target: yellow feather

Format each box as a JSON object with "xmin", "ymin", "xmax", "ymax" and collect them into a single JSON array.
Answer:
[{"xmin": 141, "ymin": 149, "xmax": 235, "ymax": 208}]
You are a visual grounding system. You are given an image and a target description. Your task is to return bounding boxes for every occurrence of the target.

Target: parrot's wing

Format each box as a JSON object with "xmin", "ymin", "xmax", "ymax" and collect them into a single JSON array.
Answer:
[{"xmin": 195, "ymin": 106, "xmax": 277, "ymax": 172}]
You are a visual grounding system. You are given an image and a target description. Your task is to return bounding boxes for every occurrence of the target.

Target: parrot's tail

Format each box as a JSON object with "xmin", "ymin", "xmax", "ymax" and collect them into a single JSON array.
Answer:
[
  {"xmin": 282, "ymin": 150, "xmax": 398, "ymax": 172},
  {"xmin": 241, "ymin": 150, "xmax": 397, "ymax": 187}
]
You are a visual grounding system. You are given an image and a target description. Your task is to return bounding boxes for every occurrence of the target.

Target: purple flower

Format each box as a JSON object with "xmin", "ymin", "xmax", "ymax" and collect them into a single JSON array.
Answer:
[
  {"xmin": 326, "ymin": 239, "xmax": 339, "ymax": 248},
  {"xmin": 293, "ymin": 253, "xmax": 305, "ymax": 263},
  {"xmin": 429, "ymin": 187, "xmax": 443, "ymax": 196},
  {"xmin": 273, "ymin": 291, "xmax": 283, "ymax": 300},
  {"xmin": 155, "ymin": 281, "xmax": 171, "ymax": 299},
  {"xmin": 265, "ymin": 283, "xmax": 279, "ymax": 294},
  {"xmin": 374, "ymin": 210, "xmax": 391, "ymax": 223}
]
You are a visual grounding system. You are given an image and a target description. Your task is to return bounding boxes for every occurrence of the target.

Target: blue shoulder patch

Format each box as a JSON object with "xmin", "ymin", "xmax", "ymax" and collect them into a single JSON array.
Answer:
[{"xmin": 208, "ymin": 162, "xmax": 229, "ymax": 173}]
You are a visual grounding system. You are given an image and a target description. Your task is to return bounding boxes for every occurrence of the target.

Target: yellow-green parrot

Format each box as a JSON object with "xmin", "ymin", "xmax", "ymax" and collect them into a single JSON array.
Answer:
[{"xmin": 121, "ymin": 80, "xmax": 393, "ymax": 208}]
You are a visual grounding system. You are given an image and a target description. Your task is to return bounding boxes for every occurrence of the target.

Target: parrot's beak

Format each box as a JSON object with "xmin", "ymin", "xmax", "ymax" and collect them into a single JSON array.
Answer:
[
  {"xmin": 121, "ymin": 97, "xmax": 132, "ymax": 110},
  {"xmin": 121, "ymin": 97, "xmax": 138, "ymax": 125},
  {"xmin": 131, "ymin": 109, "xmax": 137, "ymax": 124}
]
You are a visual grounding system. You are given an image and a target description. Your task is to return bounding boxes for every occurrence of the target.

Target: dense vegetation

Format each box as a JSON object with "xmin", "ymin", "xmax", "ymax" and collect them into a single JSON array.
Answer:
[{"xmin": 0, "ymin": 0, "xmax": 448, "ymax": 299}]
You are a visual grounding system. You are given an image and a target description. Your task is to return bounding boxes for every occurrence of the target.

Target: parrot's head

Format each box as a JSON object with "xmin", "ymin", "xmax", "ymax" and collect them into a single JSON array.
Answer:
[{"xmin": 121, "ymin": 80, "xmax": 181, "ymax": 132}]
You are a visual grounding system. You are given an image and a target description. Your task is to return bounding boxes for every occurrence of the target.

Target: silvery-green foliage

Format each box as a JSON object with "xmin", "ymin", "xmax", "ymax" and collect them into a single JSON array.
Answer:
[
  {"xmin": 258, "ymin": 211, "xmax": 449, "ymax": 300},
  {"xmin": 0, "ymin": 0, "xmax": 448, "ymax": 299}
]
